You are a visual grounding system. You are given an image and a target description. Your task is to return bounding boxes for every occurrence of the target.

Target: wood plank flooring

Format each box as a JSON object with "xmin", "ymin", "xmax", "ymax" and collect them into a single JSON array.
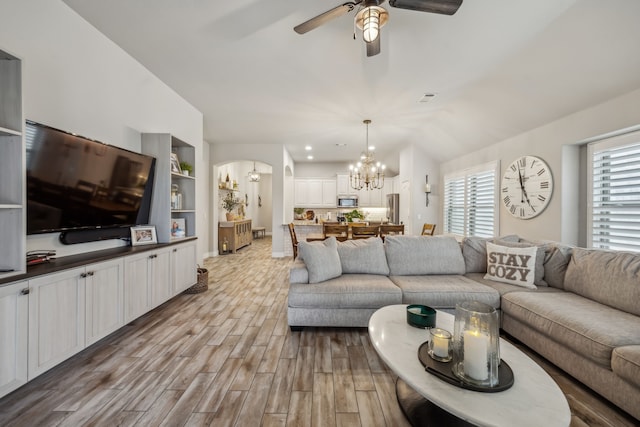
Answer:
[{"xmin": 0, "ymin": 237, "xmax": 636, "ymax": 426}]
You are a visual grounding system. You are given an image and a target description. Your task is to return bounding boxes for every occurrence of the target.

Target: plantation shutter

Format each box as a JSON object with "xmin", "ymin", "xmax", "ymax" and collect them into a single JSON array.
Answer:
[
  {"xmin": 443, "ymin": 161, "xmax": 498, "ymax": 238},
  {"xmin": 590, "ymin": 134, "xmax": 640, "ymax": 252}
]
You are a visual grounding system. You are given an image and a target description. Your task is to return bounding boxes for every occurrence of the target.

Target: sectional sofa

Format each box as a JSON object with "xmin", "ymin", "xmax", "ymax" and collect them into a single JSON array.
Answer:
[{"xmin": 288, "ymin": 235, "xmax": 640, "ymax": 421}]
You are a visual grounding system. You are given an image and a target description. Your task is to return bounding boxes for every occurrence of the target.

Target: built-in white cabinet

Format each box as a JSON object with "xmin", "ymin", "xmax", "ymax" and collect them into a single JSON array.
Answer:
[
  {"xmin": 142, "ymin": 134, "xmax": 196, "ymax": 243},
  {"xmin": 85, "ymin": 259, "xmax": 125, "ymax": 346},
  {"xmin": 294, "ymin": 178, "xmax": 337, "ymax": 207},
  {"xmin": 0, "ymin": 281, "xmax": 28, "ymax": 397},
  {"xmin": 124, "ymin": 247, "xmax": 171, "ymax": 323},
  {"xmin": 171, "ymin": 240, "xmax": 198, "ymax": 294},
  {"xmin": 336, "ymin": 174, "xmax": 355, "ymax": 196},
  {"xmin": 28, "ymin": 268, "xmax": 86, "ymax": 379},
  {"xmin": 0, "ymin": 49, "xmax": 25, "ymax": 280}
]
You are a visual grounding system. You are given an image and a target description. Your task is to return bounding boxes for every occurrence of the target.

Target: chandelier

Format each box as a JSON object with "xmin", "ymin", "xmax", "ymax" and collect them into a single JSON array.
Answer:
[
  {"xmin": 248, "ymin": 162, "xmax": 260, "ymax": 182},
  {"xmin": 349, "ymin": 119, "xmax": 385, "ymax": 191}
]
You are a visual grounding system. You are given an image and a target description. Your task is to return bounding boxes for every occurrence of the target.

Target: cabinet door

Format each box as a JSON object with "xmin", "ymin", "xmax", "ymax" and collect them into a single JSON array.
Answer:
[
  {"xmin": 124, "ymin": 252, "xmax": 151, "ymax": 323},
  {"xmin": 294, "ymin": 180, "xmax": 309, "ymax": 206},
  {"xmin": 150, "ymin": 249, "xmax": 172, "ymax": 308},
  {"xmin": 322, "ymin": 180, "xmax": 337, "ymax": 206},
  {"xmin": 85, "ymin": 258, "xmax": 124, "ymax": 346},
  {"xmin": 172, "ymin": 242, "xmax": 197, "ymax": 293},
  {"xmin": 307, "ymin": 180, "xmax": 323, "ymax": 206},
  {"xmin": 0, "ymin": 281, "xmax": 28, "ymax": 398},
  {"xmin": 337, "ymin": 174, "xmax": 351, "ymax": 195},
  {"xmin": 28, "ymin": 268, "xmax": 86, "ymax": 380}
]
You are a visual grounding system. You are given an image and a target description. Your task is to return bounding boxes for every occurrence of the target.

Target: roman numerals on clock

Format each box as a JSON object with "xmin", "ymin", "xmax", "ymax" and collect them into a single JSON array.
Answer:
[{"xmin": 501, "ymin": 156, "xmax": 553, "ymax": 220}]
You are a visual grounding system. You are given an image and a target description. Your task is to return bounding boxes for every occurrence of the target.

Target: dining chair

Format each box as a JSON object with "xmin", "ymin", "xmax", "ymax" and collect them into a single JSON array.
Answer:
[
  {"xmin": 379, "ymin": 224, "xmax": 405, "ymax": 241},
  {"xmin": 351, "ymin": 225, "xmax": 380, "ymax": 239},
  {"xmin": 323, "ymin": 224, "xmax": 349, "ymax": 241},
  {"xmin": 421, "ymin": 223, "xmax": 436, "ymax": 236},
  {"xmin": 288, "ymin": 223, "xmax": 299, "ymax": 259}
]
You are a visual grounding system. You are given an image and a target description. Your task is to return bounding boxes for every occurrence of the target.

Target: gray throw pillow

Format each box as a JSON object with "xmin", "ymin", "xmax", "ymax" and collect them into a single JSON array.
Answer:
[
  {"xmin": 385, "ymin": 235, "xmax": 465, "ymax": 276},
  {"xmin": 543, "ymin": 243, "xmax": 573, "ymax": 289},
  {"xmin": 298, "ymin": 237, "xmax": 342, "ymax": 284},
  {"xmin": 337, "ymin": 237, "xmax": 389, "ymax": 276},
  {"xmin": 462, "ymin": 235, "xmax": 520, "ymax": 273},
  {"xmin": 495, "ymin": 239, "xmax": 548, "ymax": 286}
]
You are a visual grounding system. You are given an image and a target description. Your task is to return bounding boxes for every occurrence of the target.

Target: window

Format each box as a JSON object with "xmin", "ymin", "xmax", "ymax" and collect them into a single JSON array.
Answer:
[
  {"xmin": 588, "ymin": 131, "xmax": 640, "ymax": 252},
  {"xmin": 443, "ymin": 161, "xmax": 499, "ymax": 238}
]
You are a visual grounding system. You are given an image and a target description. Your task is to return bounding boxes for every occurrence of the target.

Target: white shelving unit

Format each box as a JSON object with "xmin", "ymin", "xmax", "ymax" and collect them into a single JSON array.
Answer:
[
  {"xmin": 0, "ymin": 49, "xmax": 25, "ymax": 279},
  {"xmin": 142, "ymin": 133, "xmax": 196, "ymax": 243}
]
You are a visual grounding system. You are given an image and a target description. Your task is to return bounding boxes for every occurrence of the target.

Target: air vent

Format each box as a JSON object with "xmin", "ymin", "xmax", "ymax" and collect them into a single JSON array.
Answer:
[{"xmin": 419, "ymin": 93, "xmax": 437, "ymax": 103}]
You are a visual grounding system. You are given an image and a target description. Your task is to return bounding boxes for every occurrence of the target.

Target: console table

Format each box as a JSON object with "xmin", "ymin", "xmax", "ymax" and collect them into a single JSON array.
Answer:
[{"xmin": 219, "ymin": 219, "xmax": 252, "ymax": 253}]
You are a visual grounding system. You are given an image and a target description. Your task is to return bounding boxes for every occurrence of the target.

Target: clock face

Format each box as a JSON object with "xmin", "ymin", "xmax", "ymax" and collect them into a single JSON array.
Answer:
[{"xmin": 501, "ymin": 156, "xmax": 553, "ymax": 219}]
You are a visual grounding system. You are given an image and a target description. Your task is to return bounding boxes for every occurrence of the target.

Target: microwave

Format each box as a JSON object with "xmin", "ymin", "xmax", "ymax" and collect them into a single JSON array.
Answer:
[{"xmin": 337, "ymin": 196, "xmax": 358, "ymax": 207}]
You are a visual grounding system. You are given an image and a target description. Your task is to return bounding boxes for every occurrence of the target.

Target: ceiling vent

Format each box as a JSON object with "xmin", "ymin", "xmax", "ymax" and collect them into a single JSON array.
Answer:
[{"xmin": 419, "ymin": 93, "xmax": 437, "ymax": 103}]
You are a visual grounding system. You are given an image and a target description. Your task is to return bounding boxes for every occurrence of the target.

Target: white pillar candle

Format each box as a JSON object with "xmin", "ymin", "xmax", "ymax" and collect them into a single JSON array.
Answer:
[
  {"xmin": 432, "ymin": 332, "xmax": 449, "ymax": 358},
  {"xmin": 463, "ymin": 330, "xmax": 489, "ymax": 381}
]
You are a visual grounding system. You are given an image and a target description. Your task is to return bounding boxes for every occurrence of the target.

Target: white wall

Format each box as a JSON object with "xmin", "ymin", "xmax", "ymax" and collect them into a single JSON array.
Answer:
[
  {"xmin": 0, "ymin": 0, "xmax": 206, "ymax": 259},
  {"xmin": 440, "ymin": 88, "xmax": 640, "ymax": 244}
]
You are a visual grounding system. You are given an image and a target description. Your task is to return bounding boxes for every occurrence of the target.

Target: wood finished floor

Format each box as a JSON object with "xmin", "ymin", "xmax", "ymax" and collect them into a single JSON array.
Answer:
[{"xmin": 0, "ymin": 237, "xmax": 636, "ymax": 427}]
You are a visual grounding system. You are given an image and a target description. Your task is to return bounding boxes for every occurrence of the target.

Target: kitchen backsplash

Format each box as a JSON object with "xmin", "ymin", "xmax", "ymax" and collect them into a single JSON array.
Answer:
[{"xmin": 295, "ymin": 207, "xmax": 387, "ymax": 222}]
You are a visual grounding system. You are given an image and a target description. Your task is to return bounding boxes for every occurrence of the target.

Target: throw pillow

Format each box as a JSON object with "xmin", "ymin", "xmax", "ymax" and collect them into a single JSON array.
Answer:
[
  {"xmin": 298, "ymin": 237, "xmax": 342, "ymax": 284},
  {"xmin": 461, "ymin": 234, "xmax": 520, "ymax": 273},
  {"xmin": 494, "ymin": 239, "xmax": 548, "ymax": 286},
  {"xmin": 484, "ymin": 242, "xmax": 537, "ymax": 289},
  {"xmin": 337, "ymin": 237, "xmax": 390, "ymax": 276}
]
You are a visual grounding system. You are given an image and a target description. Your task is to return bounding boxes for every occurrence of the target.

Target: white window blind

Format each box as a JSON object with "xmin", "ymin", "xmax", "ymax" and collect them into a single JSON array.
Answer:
[
  {"xmin": 444, "ymin": 161, "xmax": 498, "ymax": 238},
  {"xmin": 589, "ymin": 132, "xmax": 640, "ymax": 252}
]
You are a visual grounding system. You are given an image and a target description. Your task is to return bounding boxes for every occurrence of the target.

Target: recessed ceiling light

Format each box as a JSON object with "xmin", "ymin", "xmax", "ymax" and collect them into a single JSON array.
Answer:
[
  {"xmin": 305, "ymin": 145, "xmax": 312, "ymax": 151},
  {"xmin": 335, "ymin": 143, "xmax": 347, "ymax": 147},
  {"xmin": 307, "ymin": 155, "xmax": 313, "ymax": 160},
  {"xmin": 369, "ymin": 145, "xmax": 375, "ymax": 151}
]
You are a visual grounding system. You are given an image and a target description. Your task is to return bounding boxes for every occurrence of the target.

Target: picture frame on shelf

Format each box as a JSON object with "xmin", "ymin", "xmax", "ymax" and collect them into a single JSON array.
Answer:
[
  {"xmin": 130, "ymin": 225, "xmax": 158, "ymax": 246},
  {"xmin": 171, "ymin": 218, "xmax": 186, "ymax": 238},
  {"xmin": 170, "ymin": 152, "xmax": 182, "ymax": 174}
]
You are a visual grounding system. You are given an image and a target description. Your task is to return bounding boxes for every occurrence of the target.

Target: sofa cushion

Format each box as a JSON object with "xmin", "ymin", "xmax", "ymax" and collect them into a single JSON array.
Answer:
[
  {"xmin": 564, "ymin": 248, "xmax": 640, "ymax": 316},
  {"xmin": 612, "ymin": 346, "xmax": 640, "ymax": 388},
  {"xmin": 542, "ymin": 243, "xmax": 573, "ymax": 289},
  {"xmin": 484, "ymin": 242, "xmax": 537, "ymax": 289},
  {"xmin": 495, "ymin": 239, "xmax": 548, "ymax": 286},
  {"xmin": 501, "ymin": 291, "xmax": 640, "ymax": 368},
  {"xmin": 385, "ymin": 235, "xmax": 465, "ymax": 276},
  {"xmin": 297, "ymin": 237, "xmax": 342, "ymax": 284},
  {"xmin": 337, "ymin": 237, "xmax": 389, "ymax": 276},
  {"xmin": 465, "ymin": 273, "xmax": 562, "ymax": 296},
  {"xmin": 390, "ymin": 275, "xmax": 500, "ymax": 309},
  {"xmin": 461, "ymin": 235, "xmax": 520, "ymax": 273},
  {"xmin": 288, "ymin": 274, "xmax": 402, "ymax": 309}
]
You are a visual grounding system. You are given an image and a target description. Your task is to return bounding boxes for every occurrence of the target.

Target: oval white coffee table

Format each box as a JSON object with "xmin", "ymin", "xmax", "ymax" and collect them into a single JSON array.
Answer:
[{"xmin": 368, "ymin": 305, "xmax": 570, "ymax": 427}]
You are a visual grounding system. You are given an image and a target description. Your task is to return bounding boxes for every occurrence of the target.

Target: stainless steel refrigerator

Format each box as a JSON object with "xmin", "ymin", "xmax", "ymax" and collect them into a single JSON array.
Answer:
[{"xmin": 386, "ymin": 193, "xmax": 400, "ymax": 224}]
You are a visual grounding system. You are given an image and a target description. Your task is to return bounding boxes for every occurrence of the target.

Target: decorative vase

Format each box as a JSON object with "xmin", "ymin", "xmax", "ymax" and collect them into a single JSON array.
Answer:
[
  {"xmin": 226, "ymin": 212, "xmax": 234, "ymax": 221},
  {"xmin": 451, "ymin": 301, "xmax": 500, "ymax": 387}
]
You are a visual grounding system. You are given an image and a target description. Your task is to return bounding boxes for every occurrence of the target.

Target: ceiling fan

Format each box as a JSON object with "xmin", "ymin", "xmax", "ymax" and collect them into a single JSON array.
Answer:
[{"xmin": 294, "ymin": 0, "xmax": 463, "ymax": 57}]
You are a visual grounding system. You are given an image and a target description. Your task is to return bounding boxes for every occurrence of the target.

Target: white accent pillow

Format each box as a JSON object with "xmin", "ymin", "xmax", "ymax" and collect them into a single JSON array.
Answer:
[
  {"xmin": 298, "ymin": 237, "xmax": 342, "ymax": 284},
  {"xmin": 484, "ymin": 242, "xmax": 537, "ymax": 289}
]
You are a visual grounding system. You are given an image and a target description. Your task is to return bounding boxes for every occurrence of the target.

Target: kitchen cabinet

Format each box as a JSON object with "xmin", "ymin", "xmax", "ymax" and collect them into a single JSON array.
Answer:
[
  {"xmin": 123, "ymin": 247, "xmax": 171, "ymax": 323},
  {"xmin": 171, "ymin": 240, "xmax": 198, "ymax": 293},
  {"xmin": 336, "ymin": 174, "xmax": 355, "ymax": 196},
  {"xmin": 0, "ymin": 281, "xmax": 28, "ymax": 397},
  {"xmin": 294, "ymin": 178, "xmax": 337, "ymax": 207},
  {"xmin": 28, "ymin": 268, "xmax": 86, "ymax": 379},
  {"xmin": 219, "ymin": 219, "xmax": 252, "ymax": 253},
  {"xmin": 85, "ymin": 259, "xmax": 125, "ymax": 346}
]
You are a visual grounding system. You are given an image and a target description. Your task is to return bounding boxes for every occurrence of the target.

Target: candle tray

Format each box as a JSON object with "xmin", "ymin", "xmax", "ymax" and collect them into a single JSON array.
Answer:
[{"xmin": 418, "ymin": 341, "xmax": 514, "ymax": 393}]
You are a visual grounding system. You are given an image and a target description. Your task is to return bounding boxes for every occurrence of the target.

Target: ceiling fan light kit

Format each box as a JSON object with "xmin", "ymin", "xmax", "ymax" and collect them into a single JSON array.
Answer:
[{"xmin": 294, "ymin": 0, "xmax": 463, "ymax": 57}]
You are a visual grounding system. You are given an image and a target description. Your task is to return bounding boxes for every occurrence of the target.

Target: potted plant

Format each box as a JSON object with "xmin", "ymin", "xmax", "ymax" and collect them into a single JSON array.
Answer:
[
  {"xmin": 179, "ymin": 161, "xmax": 193, "ymax": 176},
  {"xmin": 343, "ymin": 209, "xmax": 365, "ymax": 222},
  {"xmin": 294, "ymin": 207, "xmax": 305, "ymax": 220},
  {"xmin": 221, "ymin": 191, "xmax": 240, "ymax": 221}
]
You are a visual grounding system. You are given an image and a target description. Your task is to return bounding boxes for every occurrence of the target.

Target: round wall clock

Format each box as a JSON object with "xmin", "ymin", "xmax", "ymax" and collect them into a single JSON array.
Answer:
[{"xmin": 501, "ymin": 155, "xmax": 553, "ymax": 219}]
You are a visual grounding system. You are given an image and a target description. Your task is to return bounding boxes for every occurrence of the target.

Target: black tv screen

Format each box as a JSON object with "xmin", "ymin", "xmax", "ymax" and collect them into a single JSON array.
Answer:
[{"xmin": 26, "ymin": 120, "xmax": 156, "ymax": 236}]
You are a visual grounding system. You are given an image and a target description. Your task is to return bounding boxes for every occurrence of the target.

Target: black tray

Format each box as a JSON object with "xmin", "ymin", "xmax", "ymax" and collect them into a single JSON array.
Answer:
[{"xmin": 418, "ymin": 341, "xmax": 514, "ymax": 393}]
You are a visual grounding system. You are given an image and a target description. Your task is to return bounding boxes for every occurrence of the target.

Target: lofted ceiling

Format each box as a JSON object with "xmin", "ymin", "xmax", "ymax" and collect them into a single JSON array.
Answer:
[{"xmin": 62, "ymin": 0, "xmax": 640, "ymax": 172}]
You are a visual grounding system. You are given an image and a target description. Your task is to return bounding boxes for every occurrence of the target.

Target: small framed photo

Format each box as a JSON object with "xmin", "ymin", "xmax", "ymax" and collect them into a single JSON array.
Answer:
[
  {"xmin": 131, "ymin": 225, "xmax": 158, "ymax": 246},
  {"xmin": 171, "ymin": 218, "xmax": 186, "ymax": 238},
  {"xmin": 170, "ymin": 152, "xmax": 182, "ymax": 174}
]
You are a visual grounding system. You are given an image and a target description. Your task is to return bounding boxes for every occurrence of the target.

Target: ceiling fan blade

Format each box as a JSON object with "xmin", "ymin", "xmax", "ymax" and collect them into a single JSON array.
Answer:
[
  {"xmin": 294, "ymin": 2, "xmax": 360, "ymax": 34},
  {"xmin": 366, "ymin": 35, "xmax": 381, "ymax": 57},
  {"xmin": 388, "ymin": 0, "xmax": 463, "ymax": 15}
]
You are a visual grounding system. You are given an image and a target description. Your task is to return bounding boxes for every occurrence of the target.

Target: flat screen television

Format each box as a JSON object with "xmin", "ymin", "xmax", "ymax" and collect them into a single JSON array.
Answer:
[{"xmin": 26, "ymin": 120, "xmax": 156, "ymax": 239}]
